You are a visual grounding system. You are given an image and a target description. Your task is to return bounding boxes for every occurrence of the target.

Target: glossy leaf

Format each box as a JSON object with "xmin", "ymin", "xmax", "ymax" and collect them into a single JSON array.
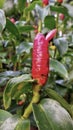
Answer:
[
  {"xmin": 50, "ymin": 58, "xmax": 68, "ymax": 79},
  {"xmin": 64, "ymin": 4, "xmax": 73, "ymax": 17},
  {"xmin": 46, "ymin": 88, "xmax": 72, "ymax": 117},
  {"xmin": 15, "ymin": 119, "xmax": 30, "ymax": 130},
  {"xmin": 39, "ymin": 98, "xmax": 73, "ymax": 130},
  {"xmin": 0, "ymin": 77, "xmax": 9, "ymax": 87},
  {"xmin": 6, "ymin": 18, "xmax": 20, "ymax": 38},
  {"xmin": 68, "ymin": 70, "xmax": 73, "ymax": 83},
  {"xmin": 54, "ymin": 37, "xmax": 68, "ymax": 56},
  {"xmin": 0, "ymin": 115, "xmax": 19, "ymax": 130},
  {"xmin": 0, "ymin": 109, "xmax": 12, "ymax": 126},
  {"xmin": 16, "ymin": 42, "xmax": 33, "ymax": 55},
  {"xmin": 3, "ymin": 74, "xmax": 35, "ymax": 109},
  {"xmin": 0, "ymin": 9, "xmax": 6, "ymax": 32},
  {"xmin": 33, "ymin": 104, "xmax": 52, "ymax": 130},
  {"xmin": 35, "ymin": 4, "xmax": 50, "ymax": 21},
  {"xmin": 24, "ymin": 1, "xmax": 42, "ymax": 17},
  {"xmin": 33, "ymin": 99, "xmax": 73, "ymax": 130},
  {"xmin": 0, "ymin": 71, "xmax": 21, "ymax": 78}
]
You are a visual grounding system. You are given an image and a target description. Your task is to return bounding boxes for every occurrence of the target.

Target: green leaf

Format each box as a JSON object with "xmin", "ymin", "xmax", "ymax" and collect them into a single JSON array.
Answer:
[
  {"xmin": 0, "ymin": 77, "xmax": 9, "ymax": 87},
  {"xmin": 35, "ymin": 5, "xmax": 50, "ymax": 21},
  {"xmin": 0, "ymin": 109, "xmax": 12, "ymax": 126},
  {"xmin": 6, "ymin": 18, "xmax": 20, "ymax": 38},
  {"xmin": 3, "ymin": 74, "xmax": 35, "ymax": 109},
  {"xmin": 18, "ymin": 0, "xmax": 26, "ymax": 12},
  {"xmin": 0, "ymin": 0, "xmax": 5, "ymax": 8},
  {"xmin": 0, "ymin": 71, "xmax": 21, "ymax": 78},
  {"xmin": 0, "ymin": 23, "xmax": 3, "ymax": 32},
  {"xmin": 39, "ymin": 98, "xmax": 73, "ymax": 130},
  {"xmin": 54, "ymin": 37, "xmax": 68, "ymax": 56},
  {"xmin": 0, "ymin": 115, "xmax": 19, "ymax": 130},
  {"xmin": 68, "ymin": 70, "xmax": 73, "ymax": 82},
  {"xmin": 16, "ymin": 42, "xmax": 33, "ymax": 54},
  {"xmin": 0, "ymin": 9, "xmax": 6, "ymax": 32},
  {"xmin": 24, "ymin": 1, "xmax": 42, "ymax": 17},
  {"xmin": 32, "ymin": 104, "xmax": 53, "ymax": 130},
  {"xmin": 50, "ymin": 58, "xmax": 68, "ymax": 79},
  {"xmin": 46, "ymin": 88, "xmax": 72, "ymax": 117},
  {"xmin": 44, "ymin": 16, "xmax": 56, "ymax": 29},
  {"xmin": 64, "ymin": 4, "xmax": 73, "ymax": 17},
  {"xmin": 50, "ymin": 5, "xmax": 68, "ymax": 16},
  {"xmin": 15, "ymin": 119, "xmax": 30, "ymax": 130},
  {"xmin": 17, "ymin": 25, "xmax": 34, "ymax": 33}
]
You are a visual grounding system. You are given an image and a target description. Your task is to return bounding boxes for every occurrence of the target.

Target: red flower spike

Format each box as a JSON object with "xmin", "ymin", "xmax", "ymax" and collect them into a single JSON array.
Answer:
[
  {"xmin": 32, "ymin": 33, "xmax": 49, "ymax": 85},
  {"xmin": 46, "ymin": 29, "xmax": 57, "ymax": 42},
  {"xmin": 42, "ymin": 0, "xmax": 49, "ymax": 6},
  {"xmin": 57, "ymin": 0, "xmax": 63, "ymax": 4}
]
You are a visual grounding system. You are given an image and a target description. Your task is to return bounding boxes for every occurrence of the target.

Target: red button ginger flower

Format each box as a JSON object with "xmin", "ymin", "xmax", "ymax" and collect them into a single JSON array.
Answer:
[{"xmin": 32, "ymin": 29, "xmax": 57, "ymax": 86}]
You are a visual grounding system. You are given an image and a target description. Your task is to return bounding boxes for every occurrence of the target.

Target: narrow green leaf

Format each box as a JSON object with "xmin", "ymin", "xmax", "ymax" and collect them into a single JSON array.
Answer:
[
  {"xmin": 50, "ymin": 5, "xmax": 68, "ymax": 16},
  {"xmin": 15, "ymin": 119, "xmax": 30, "ymax": 130},
  {"xmin": 32, "ymin": 104, "xmax": 53, "ymax": 130},
  {"xmin": 17, "ymin": 25, "xmax": 34, "ymax": 33},
  {"xmin": 6, "ymin": 18, "xmax": 20, "ymax": 38},
  {"xmin": 50, "ymin": 58, "xmax": 68, "ymax": 79},
  {"xmin": 46, "ymin": 88, "xmax": 72, "ymax": 117}
]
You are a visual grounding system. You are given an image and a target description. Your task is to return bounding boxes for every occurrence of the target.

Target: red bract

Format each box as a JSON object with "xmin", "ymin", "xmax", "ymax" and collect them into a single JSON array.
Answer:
[
  {"xmin": 42, "ymin": 0, "xmax": 49, "ymax": 5},
  {"xmin": 32, "ymin": 33, "xmax": 49, "ymax": 85},
  {"xmin": 32, "ymin": 29, "xmax": 57, "ymax": 86},
  {"xmin": 18, "ymin": 101, "xmax": 24, "ymax": 106},
  {"xmin": 10, "ymin": 18, "xmax": 15, "ymax": 23},
  {"xmin": 57, "ymin": 0, "xmax": 63, "ymax": 3},
  {"xmin": 59, "ymin": 13, "xmax": 65, "ymax": 20},
  {"xmin": 46, "ymin": 29, "xmax": 57, "ymax": 42}
]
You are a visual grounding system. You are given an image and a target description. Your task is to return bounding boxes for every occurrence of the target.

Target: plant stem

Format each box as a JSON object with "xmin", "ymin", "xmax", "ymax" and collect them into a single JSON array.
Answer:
[
  {"xmin": 38, "ymin": 19, "xmax": 42, "ymax": 33},
  {"xmin": 22, "ymin": 84, "xmax": 41, "ymax": 119}
]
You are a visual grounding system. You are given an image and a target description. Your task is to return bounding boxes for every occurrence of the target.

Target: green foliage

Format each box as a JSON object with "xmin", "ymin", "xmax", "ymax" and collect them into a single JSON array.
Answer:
[
  {"xmin": 50, "ymin": 59, "xmax": 68, "ymax": 79},
  {"xmin": 6, "ymin": 18, "xmax": 20, "ymax": 38},
  {"xmin": 15, "ymin": 119, "xmax": 30, "ymax": 130},
  {"xmin": 33, "ymin": 99, "xmax": 73, "ymax": 130},
  {"xmin": 0, "ymin": 0, "xmax": 73, "ymax": 129},
  {"xmin": 0, "ymin": 109, "xmax": 12, "ymax": 126},
  {"xmin": 0, "ymin": 115, "xmax": 19, "ymax": 130},
  {"xmin": 3, "ymin": 74, "xmax": 35, "ymax": 109},
  {"xmin": 44, "ymin": 16, "xmax": 56, "ymax": 29},
  {"xmin": 0, "ymin": 0, "xmax": 5, "ymax": 8}
]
